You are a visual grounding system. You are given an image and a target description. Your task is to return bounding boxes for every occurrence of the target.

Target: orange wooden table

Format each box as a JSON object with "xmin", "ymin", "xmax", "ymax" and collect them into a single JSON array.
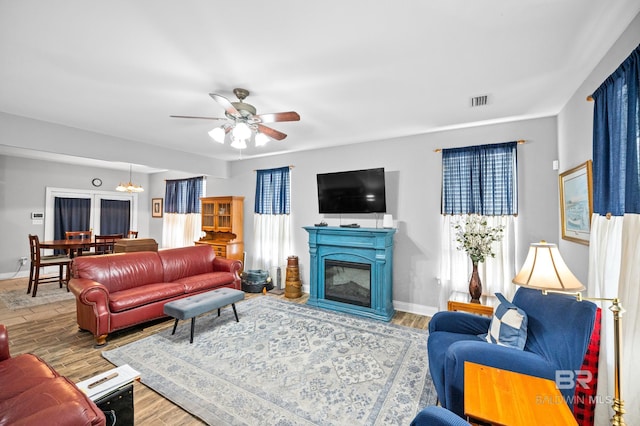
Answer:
[{"xmin": 464, "ymin": 361, "xmax": 577, "ymax": 426}]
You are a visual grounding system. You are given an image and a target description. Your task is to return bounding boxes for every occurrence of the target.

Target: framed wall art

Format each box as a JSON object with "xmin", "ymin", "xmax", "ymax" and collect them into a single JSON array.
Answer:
[
  {"xmin": 559, "ymin": 160, "xmax": 593, "ymax": 245},
  {"xmin": 152, "ymin": 198, "xmax": 163, "ymax": 218}
]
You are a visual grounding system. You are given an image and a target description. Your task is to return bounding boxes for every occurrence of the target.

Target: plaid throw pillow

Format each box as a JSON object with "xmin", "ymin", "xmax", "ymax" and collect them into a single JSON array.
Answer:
[{"xmin": 481, "ymin": 293, "xmax": 528, "ymax": 350}]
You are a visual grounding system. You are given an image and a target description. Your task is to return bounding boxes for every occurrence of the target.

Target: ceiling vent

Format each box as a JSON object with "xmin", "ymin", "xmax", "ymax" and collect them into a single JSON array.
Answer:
[{"xmin": 471, "ymin": 95, "xmax": 489, "ymax": 107}]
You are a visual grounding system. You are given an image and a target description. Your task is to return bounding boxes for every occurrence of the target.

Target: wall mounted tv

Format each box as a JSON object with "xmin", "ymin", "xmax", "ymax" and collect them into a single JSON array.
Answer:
[{"xmin": 317, "ymin": 167, "xmax": 387, "ymax": 214}]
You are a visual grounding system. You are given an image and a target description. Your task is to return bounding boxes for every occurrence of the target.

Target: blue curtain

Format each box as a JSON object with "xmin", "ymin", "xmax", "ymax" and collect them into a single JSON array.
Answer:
[
  {"xmin": 100, "ymin": 199, "xmax": 130, "ymax": 235},
  {"xmin": 441, "ymin": 142, "xmax": 518, "ymax": 215},
  {"xmin": 54, "ymin": 197, "xmax": 91, "ymax": 240},
  {"xmin": 54, "ymin": 197, "xmax": 91, "ymax": 254},
  {"xmin": 255, "ymin": 167, "xmax": 290, "ymax": 214},
  {"xmin": 592, "ymin": 44, "xmax": 640, "ymax": 216},
  {"xmin": 165, "ymin": 176, "xmax": 204, "ymax": 214}
]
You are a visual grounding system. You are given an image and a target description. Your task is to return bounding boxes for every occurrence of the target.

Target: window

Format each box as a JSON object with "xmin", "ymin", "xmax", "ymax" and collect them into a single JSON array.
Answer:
[{"xmin": 439, "ymin": 141, "xmax": 518, "ymax": 309}]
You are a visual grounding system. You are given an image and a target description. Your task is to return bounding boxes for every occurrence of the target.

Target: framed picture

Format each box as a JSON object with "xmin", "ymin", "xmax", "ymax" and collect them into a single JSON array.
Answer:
[
  {"xmin": 559, "ymin": 160, "xmax": 593, "ymax": 245},
  {"xmin": 152, "ymin": 198, "xmax": 163, "ymax": 218}
]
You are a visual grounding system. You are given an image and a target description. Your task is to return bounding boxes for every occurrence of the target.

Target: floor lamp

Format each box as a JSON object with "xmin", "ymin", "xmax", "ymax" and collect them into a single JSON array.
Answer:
[{"xmin": 512, "ymin": 241, "xmax": 625, "ymax": 426}]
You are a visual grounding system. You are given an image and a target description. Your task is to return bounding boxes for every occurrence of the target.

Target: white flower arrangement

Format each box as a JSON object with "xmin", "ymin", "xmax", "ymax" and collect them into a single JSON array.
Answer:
[{"xmin": 454, "ymin": 214, "xmax": 505, "ymax": 264}]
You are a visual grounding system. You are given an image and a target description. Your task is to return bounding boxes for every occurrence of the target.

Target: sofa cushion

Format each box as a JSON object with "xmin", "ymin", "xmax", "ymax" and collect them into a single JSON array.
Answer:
[
  {"xmin": 0, "ymin": 354, "xmax": 59, "ymax": 400},
  {"xmin": 109, "ymin": 283, "xmax": 186, "ymax": 312},
  {"xmin": 0, "ymin": 377, "xmax": 104, "ymax": 426},
  {"xmin": 73, "ymin": 252, "xmax": 165, "ymax": 293},
  {"xmin": 482, "ymin": 292, "xmax": 528, "ymax": 350},
  {"xmin": 174, "ymin": 272, "xmax": 236, "ymax": 293},
  {"xmin": 159, "ymin": 245, "xmax": 216, "ymax": 282}
]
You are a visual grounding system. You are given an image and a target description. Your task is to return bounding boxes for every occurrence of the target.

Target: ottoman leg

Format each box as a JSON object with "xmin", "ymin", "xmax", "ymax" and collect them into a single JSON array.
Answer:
[
  {"xmin": 171, "ymin": 318, "xmax": 179, "ymax": 335},
  {"xmin": 190, "ymin": 317, "xmax": 196, "ymax": 344},
  {"xmin": 232, "ymin": 303, "xmax": 239, "ymax": 322}
]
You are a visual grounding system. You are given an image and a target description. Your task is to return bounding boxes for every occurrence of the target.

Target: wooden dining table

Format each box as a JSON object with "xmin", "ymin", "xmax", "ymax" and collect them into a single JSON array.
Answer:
[{"xmin": 39, "ymin": 238, "xmax": 95, "ymax": 258}]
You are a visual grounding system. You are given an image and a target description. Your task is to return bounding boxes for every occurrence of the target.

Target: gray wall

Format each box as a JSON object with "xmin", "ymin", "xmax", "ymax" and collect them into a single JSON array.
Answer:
[
  {"xmin": 0, "ymin": 155, "xmax": 152, "ymax": 276},
  {"xmin": 201, "ymin": 116, "xmax": 560, "ymax": 314},
  {"xmin": 0, "ymin": 116, "xmax": 559, "ymax": 315}
]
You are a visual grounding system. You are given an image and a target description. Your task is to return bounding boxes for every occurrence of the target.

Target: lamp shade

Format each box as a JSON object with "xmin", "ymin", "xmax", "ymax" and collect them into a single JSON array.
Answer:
[{"xmin": 512, "ymin": 241, "xmax": 584, "ymax": 292}]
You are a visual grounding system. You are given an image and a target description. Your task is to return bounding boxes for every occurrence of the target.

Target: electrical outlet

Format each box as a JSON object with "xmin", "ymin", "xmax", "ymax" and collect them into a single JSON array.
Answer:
[{"xmin": 20, "ymin": 256, "xmax": 28, "ymax": 266}]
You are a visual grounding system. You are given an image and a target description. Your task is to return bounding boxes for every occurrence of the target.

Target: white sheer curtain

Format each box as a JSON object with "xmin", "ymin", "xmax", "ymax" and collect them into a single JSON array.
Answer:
[
  {"xmin": 253, "ymin": 214, "xmax": 291, "ymax": 275},
  {"xmin": 162, "ymin": 213, "xmax": 202, "ymax": 248},
  {"xmin": 589, "ymin": 214, "xmax": 640, "ymax": 424},
  {"xmin": 438, "ymin": 214, "xmax": 517, "ymax": 310}
]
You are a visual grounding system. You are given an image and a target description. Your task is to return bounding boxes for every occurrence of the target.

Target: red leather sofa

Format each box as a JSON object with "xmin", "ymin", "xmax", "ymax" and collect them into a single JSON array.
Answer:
[
  {"xmin": 0, "ymin": 324, "xmax": 106, "ymax": 425},
  {"xmin": 68, "ymin": 245, "xmax": 242, "ymax": 346}
]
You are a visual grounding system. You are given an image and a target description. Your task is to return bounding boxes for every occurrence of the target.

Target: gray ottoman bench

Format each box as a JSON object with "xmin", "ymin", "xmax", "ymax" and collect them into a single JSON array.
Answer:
[{"xmin": 163, "ymin": 288, "xmax": 245, "ymax": 343}]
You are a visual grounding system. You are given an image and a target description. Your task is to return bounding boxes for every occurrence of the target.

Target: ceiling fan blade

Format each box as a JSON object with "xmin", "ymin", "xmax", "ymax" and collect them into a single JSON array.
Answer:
[
  {"xmin": 256, "ymin": 111, "xmax": 300, "ymax": 123},
  {"xmin": 170, "ymin": 115, "xmax": 227, "ymax": 120},
  {"xmin": 210, "ymin": 93, "xmax": 240, "ymax": 117},
  {"xmin": 258, "ymin": 124, "xmax": 287, "ymax": 141}
]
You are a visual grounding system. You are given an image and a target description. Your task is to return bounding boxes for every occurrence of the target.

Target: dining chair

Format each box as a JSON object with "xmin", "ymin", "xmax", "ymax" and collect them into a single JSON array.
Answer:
[
  {"xmin": 28, "ymin": 234, "xmax": 71, "ymax": 297},
  {"xmin": 64, "ymin": 230, "xmax": 92, "ymax": 256},
  {"xmin": 94, "ymin": 234, "xmax": 123, "ymax": 254},
  {"xmin": 127, "ymin": 230, "xmax": 138, "ymax": 239}
]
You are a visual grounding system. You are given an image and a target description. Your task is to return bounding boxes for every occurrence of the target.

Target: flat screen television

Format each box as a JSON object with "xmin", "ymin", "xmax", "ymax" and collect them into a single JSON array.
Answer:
[{"xmin": 317, "ymin": 167, "xmax": 387, "ymax": 214}]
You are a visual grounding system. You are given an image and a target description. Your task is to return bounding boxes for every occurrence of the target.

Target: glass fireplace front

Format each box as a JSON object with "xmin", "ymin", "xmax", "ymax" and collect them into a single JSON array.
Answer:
[{"xmin": 324, "ymin": 259, "xmax": 371, "ymax": 308}]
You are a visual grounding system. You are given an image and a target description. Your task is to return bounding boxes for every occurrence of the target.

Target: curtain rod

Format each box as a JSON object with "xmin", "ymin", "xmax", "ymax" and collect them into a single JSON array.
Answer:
[
  {"xmin": 433, "ymin": 139, "xmax": 525, "ymax": 153},
  {"xmin": 164, "ymin": 175, "xmax": 206, "ymax": 181},
  {"xmin": 254, "ymin": 165, "xmax": 295, "ymax": 172},
  {"xmin": 587, "ymin": 95, "xmax": 594, "ymax": 101}
]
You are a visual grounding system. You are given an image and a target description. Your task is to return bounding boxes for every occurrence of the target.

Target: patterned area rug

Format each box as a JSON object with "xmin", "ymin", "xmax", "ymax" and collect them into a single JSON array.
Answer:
[
  {"xmin": 0, "ymin": 283, "xmax": 74, "ymax": 310},
  {"xmin": 103, "ymin": 297, "xmax": 436, "ymax": 425}
]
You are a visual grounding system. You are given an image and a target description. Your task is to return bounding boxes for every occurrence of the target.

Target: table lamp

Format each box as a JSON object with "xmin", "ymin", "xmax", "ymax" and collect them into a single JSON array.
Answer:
[{"xmin": 512, "ymin": 241, "xmax": 625, "ymax": 426}]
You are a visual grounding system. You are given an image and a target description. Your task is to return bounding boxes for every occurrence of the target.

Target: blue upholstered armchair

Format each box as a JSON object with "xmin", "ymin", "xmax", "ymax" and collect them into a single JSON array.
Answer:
[
  {"xmin": 427, "ymin": 287, "xmax": 597, "ymax": 418},
  {"xmin": 411, "ymin": 406, "xmax": 470, "ymax": 426}
]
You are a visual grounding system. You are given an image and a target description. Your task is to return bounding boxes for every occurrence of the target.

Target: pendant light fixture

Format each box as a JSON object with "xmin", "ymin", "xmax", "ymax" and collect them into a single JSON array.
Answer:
[{"xmin": 116, "ymin": 164, "xmax": 144, "ymax": 193}]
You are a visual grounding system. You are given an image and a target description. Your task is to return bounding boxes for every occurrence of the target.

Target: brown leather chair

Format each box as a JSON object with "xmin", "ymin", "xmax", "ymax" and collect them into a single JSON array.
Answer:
[
  {"xmin": 28, "ymin": 234, "xmax": 71, "ymax": 297},
  {"xmin": 127, "ymin": 230, "xmax": 138, "ymax": 239},
  {"xmin": 65, "ymin": 230, "xmax": 92, "ymax": 256},
  {"xmin": 94, "ymin": 234, "xmax": 123, "ymax": 254}
]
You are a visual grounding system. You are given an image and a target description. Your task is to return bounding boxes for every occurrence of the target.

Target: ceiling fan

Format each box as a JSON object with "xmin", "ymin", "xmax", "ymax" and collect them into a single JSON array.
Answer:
[{"xmin": 171, "ymin": 88, "xmax": 300, "ymax": 149}]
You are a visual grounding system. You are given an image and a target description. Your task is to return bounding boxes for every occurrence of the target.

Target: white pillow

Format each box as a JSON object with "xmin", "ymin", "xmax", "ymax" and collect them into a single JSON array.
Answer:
[{"xmin": 482, "ymin": 293, "xmax": 528, "ymax": 350}]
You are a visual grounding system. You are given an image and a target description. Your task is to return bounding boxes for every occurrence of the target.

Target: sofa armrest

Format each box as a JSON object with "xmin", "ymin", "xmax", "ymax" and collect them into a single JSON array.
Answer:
[
  {"xmin": 69, "ymin": 278, "xmax": 110, "ymax": 307},
  {"xmin": 68, "ymin": 278, "xmax": 112, "ymax": 338},
  {"xmin": 0, "ymin": 324, "xmax": 10, "ymax": 361},
  {"xmin": 429, "ymin": 311, "xmax": 491, "ymax": 335},
  {"xmin": 213, "ymin": 257, "xmax": 242, "ymax": 276}
]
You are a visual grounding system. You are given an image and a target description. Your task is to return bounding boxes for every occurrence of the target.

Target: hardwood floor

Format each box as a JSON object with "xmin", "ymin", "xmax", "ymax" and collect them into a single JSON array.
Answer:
[{"xmin": 0, "ymin": 278, "xmax": 430, "ymax": 425}]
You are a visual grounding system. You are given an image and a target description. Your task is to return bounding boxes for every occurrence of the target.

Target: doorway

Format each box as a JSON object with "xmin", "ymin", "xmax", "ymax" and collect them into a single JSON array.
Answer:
[{"xmin": 44, "ymin": 187, "xmax": 139, "ymax": 241}]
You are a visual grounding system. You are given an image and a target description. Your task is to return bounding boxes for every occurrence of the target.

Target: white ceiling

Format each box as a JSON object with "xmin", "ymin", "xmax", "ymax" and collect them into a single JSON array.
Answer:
[{"xmin": 1, "ymin": 1, "xmax": 639, "ymax": 169}]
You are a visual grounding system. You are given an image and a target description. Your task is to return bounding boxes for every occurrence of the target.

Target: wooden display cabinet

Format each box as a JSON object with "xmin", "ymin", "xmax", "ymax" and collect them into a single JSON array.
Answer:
[{"xmin": 196, "ymin": 196, "xmax": 244, "ymax": 266}]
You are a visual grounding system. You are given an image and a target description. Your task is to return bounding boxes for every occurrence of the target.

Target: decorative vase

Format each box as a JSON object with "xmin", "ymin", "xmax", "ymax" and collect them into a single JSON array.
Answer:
[{"xmin": 469, "ymin": 262, "xmax": 482, "ymax": 303}]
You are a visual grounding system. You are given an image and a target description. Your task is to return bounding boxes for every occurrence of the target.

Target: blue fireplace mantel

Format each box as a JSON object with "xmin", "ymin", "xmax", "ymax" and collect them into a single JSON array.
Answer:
[{"xmin": 304, "ymin": 226, "xmax": 396, "ymax": 321}]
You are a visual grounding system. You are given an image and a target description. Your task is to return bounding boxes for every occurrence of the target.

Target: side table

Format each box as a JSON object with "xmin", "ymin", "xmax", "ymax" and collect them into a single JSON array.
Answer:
[
  {"xmin": 447, "ymin": 291, "xmax": 496, "ymax": 316},
  {"xmin": 77, "ymin": 364, "xmax": 140, "ymax": 426},
  {"xmin": 464, "ymin": 361, "xmax": 577, "ymax": 425}
]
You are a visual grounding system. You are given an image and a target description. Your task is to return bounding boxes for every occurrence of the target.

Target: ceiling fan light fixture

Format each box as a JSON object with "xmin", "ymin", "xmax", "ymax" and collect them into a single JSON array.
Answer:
[
  {"xmin": 208, "ymin": 126, "xmax": 226, "ymax": 143},
  {"xmin": 232, "ymin": 122, "xmax": 252, "ymax": 140},
  {"xmin": 255, "ymin": 132, "xmax": 270, "ymax": 147},
  {"xmin": 230, "ymin": 136, "xmax": 247, "ymax": 150}
]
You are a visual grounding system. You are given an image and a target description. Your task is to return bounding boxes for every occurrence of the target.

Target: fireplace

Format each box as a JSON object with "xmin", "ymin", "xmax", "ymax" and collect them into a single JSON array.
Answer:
[
  {"xmin": 325, "ymin": 259, "xmax": 371, "ymax": 308},
  {"xmin": 304, "ymin": 226, "xmax": 396, "ymax": 321}
]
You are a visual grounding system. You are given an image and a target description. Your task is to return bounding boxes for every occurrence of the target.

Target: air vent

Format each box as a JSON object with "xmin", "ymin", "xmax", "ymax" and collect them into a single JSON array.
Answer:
[{"xmin": 471, "ymin": 95, "xmax": 489, "ymax": 107}]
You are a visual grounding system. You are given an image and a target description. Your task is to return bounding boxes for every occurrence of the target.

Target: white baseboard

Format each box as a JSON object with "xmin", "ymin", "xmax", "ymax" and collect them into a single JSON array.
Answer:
[
  {"xmin": 393, "ymin": 300, "xmax": 438, "ymax": 318},
  {"xmin": 0, "ymin": 271, "xmax": 29, "ymax": 280}
]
